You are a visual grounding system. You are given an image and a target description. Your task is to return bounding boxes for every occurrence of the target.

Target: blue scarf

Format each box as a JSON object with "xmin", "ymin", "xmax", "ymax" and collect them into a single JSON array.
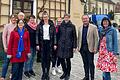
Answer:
[{"xmin": 16, "ymin": 27, "xmax": 25, "ymax": 58}]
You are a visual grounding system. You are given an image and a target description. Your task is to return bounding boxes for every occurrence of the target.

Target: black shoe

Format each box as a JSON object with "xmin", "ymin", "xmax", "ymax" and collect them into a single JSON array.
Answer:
[
  {"xmin": 60, "ymin": 73, "xmax": 66, "ymax": 79},
  {"xmin": 81, "ymin": 77, "xmax": 89, "ymax": 80},
  {"xmin": 24, "ymin": 71, "xmax": 31, "ymax": 78},
  {"xmin": 91, "ymin": 78, "xmax": 94, "ymax": 80},
  {"xmin": 29, "ymin": 70, "xmax": 36, "ymax": 76},
  {"xmin": 64, "ymin": 74, "xmax": 70, "ymax": 80},
  {"xmin": 41, "ymin": 74, "xmax": 45, "ymax": 80},
  {"xmin": 46, "ymin": 74, "xmax": 50, "ymax": 80}
]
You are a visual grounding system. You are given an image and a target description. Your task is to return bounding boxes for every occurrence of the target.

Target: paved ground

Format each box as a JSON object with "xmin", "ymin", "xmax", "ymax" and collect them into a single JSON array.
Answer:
[
  {"xmin": 23, "ymin": 51, "xmax": 120, "ymax": 80},
  {"xmin": 0, "ymin": 51, "xmax": 120, "ymax": 80}
]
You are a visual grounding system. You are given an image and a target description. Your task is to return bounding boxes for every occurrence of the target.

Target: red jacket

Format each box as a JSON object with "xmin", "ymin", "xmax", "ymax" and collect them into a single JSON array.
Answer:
[{"xmin": 7, "ymin": 30, "xmax": 30, "ymax": 63}]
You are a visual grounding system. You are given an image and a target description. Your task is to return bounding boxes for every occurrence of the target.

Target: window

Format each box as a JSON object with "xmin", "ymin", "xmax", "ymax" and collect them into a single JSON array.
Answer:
[
  {"xmin": 49, "ymin": 0, "xmax": 66, "ymax": 20},
  {"xmin": 38, "ymin": 0, "xmax": 66, "ymax": 20},
  {"xmin": 12, "ymin": 0, "xmax": 33, "ymax": 16}
]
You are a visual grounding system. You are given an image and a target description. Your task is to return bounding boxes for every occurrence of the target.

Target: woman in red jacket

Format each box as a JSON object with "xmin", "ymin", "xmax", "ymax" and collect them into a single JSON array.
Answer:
[{"xmin": 7, "ymin": 19, "xmax": 31, "ymax": 80}]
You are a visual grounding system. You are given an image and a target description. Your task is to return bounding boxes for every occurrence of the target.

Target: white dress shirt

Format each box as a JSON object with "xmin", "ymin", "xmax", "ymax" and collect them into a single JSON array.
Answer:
[{"xmin": 43, "ymin": 24, "xmax": 50, "ymax": 40}]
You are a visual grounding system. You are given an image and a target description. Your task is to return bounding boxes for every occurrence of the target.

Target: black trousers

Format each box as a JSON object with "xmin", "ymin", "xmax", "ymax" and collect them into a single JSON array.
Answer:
[
  {"xmin": 60, "ymin": 58, "xmax": 71, "ymax": 76},
  {"xmin": 11, "ymin": 62, "xmax": 24, "ymax": 80},
  {"xmin": 36, "ymin": 50, "xmax": 41, "ymax": 63},
  {"xmin": 52, "ymin": 50, "xmax": 61, "ymax": 67},
  {"xmin": 41, "ymin": 40, "xmax": 51, "ymax": 75},
  {"xmin": 80, "ymin": 46, "xmax": 95, "ymax": 80}
]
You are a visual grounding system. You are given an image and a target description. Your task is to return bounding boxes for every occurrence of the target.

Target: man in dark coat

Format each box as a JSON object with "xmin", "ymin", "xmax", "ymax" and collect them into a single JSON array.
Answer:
[{"xmin": 57, "ymin": 13, "xmax": 77, "ymax": 80}]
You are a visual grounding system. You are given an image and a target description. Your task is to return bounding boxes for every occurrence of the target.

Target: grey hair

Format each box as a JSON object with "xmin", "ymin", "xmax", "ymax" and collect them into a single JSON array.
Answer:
[
  {"xmin": 18, "ymin": 12, "xmax": 25, "ymax": 17},
  {"xmin": 64, "ymin": 13, "xmax": 70, "ymax": 18}
]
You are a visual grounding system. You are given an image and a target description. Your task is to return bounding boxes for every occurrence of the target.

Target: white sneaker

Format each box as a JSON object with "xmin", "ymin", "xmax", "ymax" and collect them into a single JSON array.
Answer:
[
  {"xmin": 56, "ymin": 66, "xmax": 62, "ymax": 74},
  {"xmin": 51, "ymin": 67, "xmax": 56, "ymax": 76},
  {"xmin": 9, "ymin": 74, "xmax": 12, "ymax": 79}
]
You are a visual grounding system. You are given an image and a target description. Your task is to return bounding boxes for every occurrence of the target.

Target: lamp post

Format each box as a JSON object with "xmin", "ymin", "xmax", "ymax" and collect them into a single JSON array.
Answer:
[
  {"xmin": 80, "ymin": 0, "xmax": 88, "ymax": 14},
  {"xmin": 84, "ymin": 0, "xmax": 88, "ymax": 14},
  {"xmin": 68, "ymin": 0, "xmax": 71, "ymax": 14}
]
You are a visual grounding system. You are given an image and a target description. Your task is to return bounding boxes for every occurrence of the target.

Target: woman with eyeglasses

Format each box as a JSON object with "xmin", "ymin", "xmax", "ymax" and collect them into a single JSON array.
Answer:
[
  {"xmin": 96, "ymin": 17, "xmax": 119, "ymax": 80},
  {"xmin": 7, "ymin": 20, "xmax": 31, "ymax": 80}
]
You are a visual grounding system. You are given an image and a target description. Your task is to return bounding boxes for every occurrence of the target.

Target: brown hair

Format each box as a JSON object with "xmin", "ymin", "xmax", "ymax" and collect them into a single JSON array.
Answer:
[
  {"xmin": 42, "ymin": 11, "xmax": 49, "ymax": 17},
  {"xmin": 9, "ymin": 14, "xmax": 18, "ymax": 19},
  {"xmin": 14, "ymin": 19, "xmax": 27, "ymax": 32},
  {"xmin": 101, "ymin": 17, "xmax": 111, "ymax": 28},
  {"xmin": 14, "ymin": 27, "xmax": 27, "ymax": 32}
]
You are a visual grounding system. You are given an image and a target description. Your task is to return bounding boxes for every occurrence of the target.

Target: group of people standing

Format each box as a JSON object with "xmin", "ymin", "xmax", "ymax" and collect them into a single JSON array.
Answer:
[
  {"xmin": 0, "ymin": 10, "xmax": 119, "ymax": 80},
  {"xmin": 78, "ymin": 15, "xmax": 119, "ymax": 80},
  {"xmin": 1, "ymin": 12, "xmax": 37, "ymax": 80},
  {"xmin": 0, "ymin": 11, "xmax": 76, "ymax": 80}
]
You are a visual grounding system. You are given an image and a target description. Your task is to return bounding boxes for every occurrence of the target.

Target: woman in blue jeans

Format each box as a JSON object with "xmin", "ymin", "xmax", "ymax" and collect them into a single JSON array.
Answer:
[
  {"xmin": 97, "ymin": 17, "xmax": 119, "ymax": 80},
  {"xmin": 24, "ymin": 15, "xmax": 37, "ymax": 78},
  {"xmin": 1, "ymin": 15, "xmax": 17, "ymax": 80}
]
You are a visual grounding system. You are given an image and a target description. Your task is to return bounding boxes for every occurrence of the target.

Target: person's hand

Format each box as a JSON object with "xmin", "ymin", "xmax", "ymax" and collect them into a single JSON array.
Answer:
[
  {"xmin": 94, "ymin": 49, "xmax": 97, "ymax": 54},
  {"xmin": 36, "ymin": 46, "xmax": 40, "ymax": 51},
  {"xmin": 54, "ymin": 45, "xmax": 57, "ymax": 50},
  {"xmin": 7, "ymin": 55, "xmax": 12, "ymax": 59},
  {"xmin": 4, "ymin": 48, "xmax": 7, "ymax": 53},
  {"xmin": 27, "ymin": 53, "xmax": 31, "ymax": 58},
  {"xmin": 76, "ymin": 47, "xmax": 80, "ymax": 52},
  {"xmin": 73, "ymin": 48, "xmax": 76, "ymax": 53}
]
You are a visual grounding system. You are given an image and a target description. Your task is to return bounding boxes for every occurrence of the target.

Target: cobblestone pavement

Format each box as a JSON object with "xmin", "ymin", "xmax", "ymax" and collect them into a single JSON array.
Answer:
[
  {"xmin": 0, "ymin": 52, "xmax": 120, "ymax": 80},
  {"xmin": 22, "ymin": 51, "xmax": 120, "ymax": 80}
]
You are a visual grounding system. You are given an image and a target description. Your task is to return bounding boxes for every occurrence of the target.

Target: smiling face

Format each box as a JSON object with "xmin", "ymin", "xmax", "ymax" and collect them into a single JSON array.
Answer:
[
  {"xmin": 29, "ymin": 17, "xmax": 35, "ymax": 23},
  {"xmin": 57, "ymin": 18, "xmax": 62, "ymax": 25},
  {"xmin": 43, "ymin": 14, "xmax": 49, "ymax": 22},
  {"xmin": 64, "ymin": 15, "xmax": 70, "ymax": 23},
  {"xmin": 103, "ymin": 20, "xmax": 109, "ymax": 28},
  {"xmin": 11, "ymin": 17, "xmax": 17, "ymax": 24},
  {"xmin": 82, "ymin": 15, "xmax": 89, "ymax": 26},
  {"xmin": 18, "ymin": 15, "xmax": 24, "ymax": 20},
  {"xmin": 18, "ymin": 20, "xmax": 24, "ymax": 28}
]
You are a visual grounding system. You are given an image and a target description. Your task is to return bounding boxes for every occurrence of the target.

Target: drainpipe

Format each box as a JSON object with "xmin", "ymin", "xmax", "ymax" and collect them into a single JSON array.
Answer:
[{"xmin": 68, "ymin": 0, "xmax": 71, "ymax": 14}]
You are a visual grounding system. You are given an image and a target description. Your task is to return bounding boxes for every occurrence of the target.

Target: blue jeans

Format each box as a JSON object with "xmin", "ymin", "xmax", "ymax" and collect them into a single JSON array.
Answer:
[
  {"xmin": 11, "ymin": 62, "xmax": 24, "ymax": 80},
  {"xmin": 103, "ymin": 72, "xmax": 111, "ymax": 80},
  {"xmin": 24, "ymin": 47, "xmax": 36, "ymax": 72},
  {"xmin": 1, "ymin": 53, "xmax": 10, "ymax": 78}
]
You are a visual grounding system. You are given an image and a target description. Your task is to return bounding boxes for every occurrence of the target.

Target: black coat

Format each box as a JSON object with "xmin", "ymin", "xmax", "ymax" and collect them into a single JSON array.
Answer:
[
  {"xmin": 25, "ymin": 24, "xmax": 36, "ymax": 48},
  {"xmin": 36, "ymin": 20, "xmax": 56, "ymax": 55},
  {"xmin": 57, "ymin": 20, "xmax": 77, "ymax": 58}
]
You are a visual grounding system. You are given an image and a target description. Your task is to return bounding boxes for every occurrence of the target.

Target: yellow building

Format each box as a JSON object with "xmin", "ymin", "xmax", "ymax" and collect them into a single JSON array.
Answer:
[
  {"xmin": 87, "ymin": 0, "xmax": 115, "ymax": 14},
  {"xmin": 0, "ymin": 0, "xmax": 84, "ymax": 31}
]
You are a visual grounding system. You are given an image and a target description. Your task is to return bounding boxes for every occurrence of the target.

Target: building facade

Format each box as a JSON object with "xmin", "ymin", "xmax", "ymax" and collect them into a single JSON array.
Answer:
[
  {"xmin": 114, "ymin": 2, "xmax": 120, "ymax": 25},
  {"xmin": 0, "ymin": 0, "xmax": 84, "ymax": 32},
  {"xmin": 86, "ymin": 0, "xmax": 115, "ymax": 14}
]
